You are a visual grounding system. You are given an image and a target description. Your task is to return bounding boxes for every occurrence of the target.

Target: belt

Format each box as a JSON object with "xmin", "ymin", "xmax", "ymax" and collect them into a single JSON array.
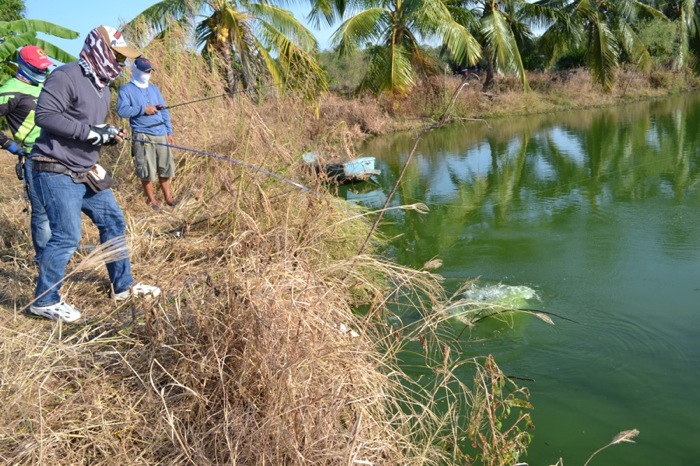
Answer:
[{"xmin": 33, "ymin": 160, "xmax": 80, "ymax": 176}]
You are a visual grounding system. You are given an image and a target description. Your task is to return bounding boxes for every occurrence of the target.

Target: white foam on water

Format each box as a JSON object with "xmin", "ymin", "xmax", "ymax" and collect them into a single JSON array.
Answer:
[{"xmin": 462, "ymin": 283, "xmax": 539, "ymax": 307}]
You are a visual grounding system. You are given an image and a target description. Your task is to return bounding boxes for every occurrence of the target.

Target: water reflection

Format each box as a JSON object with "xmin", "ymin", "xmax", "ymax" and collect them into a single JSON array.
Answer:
[
  {"xmin": 345, "ymin": 186, "xmax": 387, "ymax": 209},
  {"xmin": 360, "ymin": 95, "xmax": 700, "ymax": 270},
  {"xmin": 356, "ymin": 94, "xmax": 700, "ymax": 466}
]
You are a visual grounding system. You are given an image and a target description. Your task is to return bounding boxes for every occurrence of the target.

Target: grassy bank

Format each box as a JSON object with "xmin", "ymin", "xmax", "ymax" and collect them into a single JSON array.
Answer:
[{"xmin": 317, "ymin": 66, "xmax": 700, "ymax": 139}]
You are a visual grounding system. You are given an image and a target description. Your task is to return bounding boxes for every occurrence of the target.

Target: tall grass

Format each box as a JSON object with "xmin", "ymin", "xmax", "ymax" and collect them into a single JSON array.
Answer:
[{"xmin": 0, "ymin": 30, "xmax": 536, "ymax": 465}]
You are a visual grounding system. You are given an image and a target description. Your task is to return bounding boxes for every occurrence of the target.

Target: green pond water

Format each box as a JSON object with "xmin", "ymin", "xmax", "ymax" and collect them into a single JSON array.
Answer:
[{"xmin": 349, "ymin": 94, "xmax": 700, "ymax": 465}]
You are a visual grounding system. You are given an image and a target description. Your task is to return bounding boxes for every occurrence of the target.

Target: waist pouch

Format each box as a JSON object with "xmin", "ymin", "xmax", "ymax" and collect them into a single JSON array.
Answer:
[
  {"xmin": 33, "ymin": 160, "xmax": 113, "ymax": 192},
  {"xmin": 82, "ymin": 164, "xmax": 113, "ymax": 192}
]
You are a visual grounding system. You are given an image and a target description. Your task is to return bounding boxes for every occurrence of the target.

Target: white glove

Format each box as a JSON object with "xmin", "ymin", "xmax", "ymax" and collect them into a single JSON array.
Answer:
[{"xmin": 87, "ymin": 124, "xmax": 121, "ymax": 146}]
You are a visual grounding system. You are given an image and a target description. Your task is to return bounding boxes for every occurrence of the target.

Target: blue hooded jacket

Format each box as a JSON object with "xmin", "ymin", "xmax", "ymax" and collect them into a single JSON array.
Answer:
[{"xmin": 116, "ymin": 82, "xmax": 172, "ymax": 136}]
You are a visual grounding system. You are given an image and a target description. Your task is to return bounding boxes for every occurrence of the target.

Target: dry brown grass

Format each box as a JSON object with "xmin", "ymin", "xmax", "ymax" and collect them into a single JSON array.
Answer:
[{"xmin": 0, "ymin": 173, "xmax": 480, "ymax": 464}]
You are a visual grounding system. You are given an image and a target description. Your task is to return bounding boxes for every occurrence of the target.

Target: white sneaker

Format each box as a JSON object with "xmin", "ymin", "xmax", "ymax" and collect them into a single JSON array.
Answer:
[
  {"xmin": 29, "ymin": 301, "xmax": 81, "ymax": 323},
  {"xmin": 337, "ymin": 323, "xmax": 360, "ymax": 338},
  {"xmin": 114, "ymin": 283, "xmax": 161, "ymax": 301}
]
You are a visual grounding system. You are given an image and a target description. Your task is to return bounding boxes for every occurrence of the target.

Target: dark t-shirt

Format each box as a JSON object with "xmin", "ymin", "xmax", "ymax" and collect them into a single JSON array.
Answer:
[{"xmin": 32, "ymin": 62, "xmax": 110, "ymax": 172}]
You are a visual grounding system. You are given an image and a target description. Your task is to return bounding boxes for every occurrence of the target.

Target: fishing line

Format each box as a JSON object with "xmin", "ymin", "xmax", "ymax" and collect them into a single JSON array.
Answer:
[
  {"xmin": 160, "ymin": 84, "xmax": 281, "ymax": 111},
  {"xmin": 356, "ymin": 78, "xmax": 478, "ymax": 255},
  {"xmin": 124, "ymin": 136, "xmax": 316, "ymax": 195}
]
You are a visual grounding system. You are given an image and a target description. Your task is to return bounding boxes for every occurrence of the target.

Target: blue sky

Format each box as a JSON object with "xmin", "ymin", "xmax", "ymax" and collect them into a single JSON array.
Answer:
[{"xmin": 24, "ymin": 0, "xmax": 335, "ymax": 58}]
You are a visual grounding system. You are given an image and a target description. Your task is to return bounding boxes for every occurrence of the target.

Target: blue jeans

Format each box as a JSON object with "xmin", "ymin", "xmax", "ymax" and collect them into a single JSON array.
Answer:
[
  {"xmin": 32, "ymin": 170, "xmax": 134, "ymax": 306},
  {"xmin": 24, "ymin": 157, "xmax": 51, "ymax": 262}
]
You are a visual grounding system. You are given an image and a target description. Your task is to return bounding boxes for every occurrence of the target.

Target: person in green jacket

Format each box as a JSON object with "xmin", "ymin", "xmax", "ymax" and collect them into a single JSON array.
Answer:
[{"xmin": 0, "ymin": 45, "xmax": 54, "ymax": 262}]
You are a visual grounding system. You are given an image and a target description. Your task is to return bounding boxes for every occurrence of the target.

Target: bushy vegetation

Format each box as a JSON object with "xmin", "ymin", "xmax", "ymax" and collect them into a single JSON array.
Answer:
[
  {"xmin": 636, "ymin": 17, "xmax": 680, "ymax": 68},
  {"xmin": 317, "ymin": 48, "xmax": 369, "ymax": 94}
]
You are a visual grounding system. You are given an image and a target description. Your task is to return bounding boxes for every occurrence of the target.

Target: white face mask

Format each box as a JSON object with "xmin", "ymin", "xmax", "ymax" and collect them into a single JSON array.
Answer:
[{"xmin": 132, "ymin": 67, "xmax": 152, "ymax": 88}]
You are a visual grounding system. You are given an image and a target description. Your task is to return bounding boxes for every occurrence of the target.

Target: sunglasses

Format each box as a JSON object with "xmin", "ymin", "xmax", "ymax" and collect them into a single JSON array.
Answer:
[{"xmin": 114, "ymin": 51, "xmax": 127, "ymax": 65}]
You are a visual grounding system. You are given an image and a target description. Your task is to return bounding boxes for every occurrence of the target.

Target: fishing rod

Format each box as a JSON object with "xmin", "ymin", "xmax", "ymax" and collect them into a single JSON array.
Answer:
[
  {"xmin": 161, "ymin": 84, "xmax": 281, "ymax": 111},
  {"xmin": 124, "ymin": 136, "xmax": 315, "ymax": 194}
]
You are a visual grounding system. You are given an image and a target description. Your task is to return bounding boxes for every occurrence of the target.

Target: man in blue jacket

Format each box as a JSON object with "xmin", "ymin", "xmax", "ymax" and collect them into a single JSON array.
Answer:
[
  {"xmin": 29, "ymin": 26, "xmax": 161, "ymax": 323},
  {"xmin": 117, "ymin": 56, "xmax": 176, "ymax": 210},
  {"xmin": 0, "ymin": 45, "xmax": 54, "ymax": 262}
]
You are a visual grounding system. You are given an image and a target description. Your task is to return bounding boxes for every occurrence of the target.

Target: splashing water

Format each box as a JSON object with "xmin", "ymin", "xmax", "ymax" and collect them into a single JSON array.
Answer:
[
  {"xmin": 462, "ymin": 283, "xmax": 540, "ymax": 307},
  {"xmin": 441, "ymin": 282, "xmax": 542, "ymax": 325}
]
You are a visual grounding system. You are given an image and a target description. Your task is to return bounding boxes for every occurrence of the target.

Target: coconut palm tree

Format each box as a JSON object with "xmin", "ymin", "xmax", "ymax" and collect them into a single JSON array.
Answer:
[
  {"xmin": 443, "ymin": 0, "xmax": 545, "ymax": 91},
  {"xmin": 130, "ymin": 0, "xmax": 327, "ymax": 96},
  {"xmin": 535, "ymin": 0, "xmax": 666, "ymax": 91},
  {"xmin": 648, "ymin": 0, "xmax": 698, "ymax": 71},
  {"xmin": 326, "ymin": 0, "xmax": 481, "ymax": 95},
  {"xmin": 0, "ymin": 19, "xmax": 79, "ymax": 83}
]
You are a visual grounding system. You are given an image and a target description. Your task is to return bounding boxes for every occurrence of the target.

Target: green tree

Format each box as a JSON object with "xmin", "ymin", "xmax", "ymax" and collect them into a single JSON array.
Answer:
[
  {"xmin": 648, "ymin": 0, "xmax": 698, "ymax": 72},
  {"xmin": 636, "ymin": 16, "xmax": 678, "ymax": 67},
  {"xmin": 0, "ymin": 19, "xmax": 79, "ymax": 83},
  {"xmin": 130, "ymin": 0, "xmax": 327, "ymax": 96},
  {"xmin": 325, "ymin": 0, "xmax": 481, "ymax": 95},
  {"xmin": 535, "ymin": 0, "xmax": 666, "ymax": 92},
  {"xmin": 0, "ymin": 0, "xmax": 24, "ymax": 22},
  {"xmin": 317, "ymin": 47, "xmax": 368, "ymax": 92}
]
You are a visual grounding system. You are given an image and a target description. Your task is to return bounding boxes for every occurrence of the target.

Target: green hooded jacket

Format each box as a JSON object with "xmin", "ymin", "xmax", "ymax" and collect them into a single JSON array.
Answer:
[{"xmin": 0, "ymin": 77, "xmax": 43, "ymax": 151}]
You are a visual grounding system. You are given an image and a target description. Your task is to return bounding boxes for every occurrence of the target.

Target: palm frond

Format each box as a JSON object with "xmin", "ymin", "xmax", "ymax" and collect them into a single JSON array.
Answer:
[
  {"xmin": 387, "ymin": 43, "xmax": 415, "ymax": 94},
  {"xmin": 668, "ymin": 0, "xmax": 697, "ymax": 70},
  {"xmin": 436, "ymin": 15, "xmax": 481, "ymax": 66},
  {"xmin": 331, "ymin": 8, "xmax": 388, "ymax": 55},
  {"xmin": 252, "ymin": 3, "xmax": 318, "ymax": 51},
  {"xmin": 412, "ymin": 0, "xmax": 451, "ymax": 32},
  {"xmin": 573, "ymin": 0, "xmax": 597, "ymax": 21},
  {"xmin": 587, "ymin": 19, "xmax": 619, "ymax": 91},
  {"xmin": 0, "ymin": 31, "xmax": 38, "ymax": 59},
  {"xmin": 445, "ymin": 0, "xmax": 479, "ymax": 31},
  {"xmin": 0, "ymin": 20, "xmax": 79, "ymax": 64},
  {"xmin": 359, "ymin": 44, "xmax": 415, "ymax": 95},
  {"xmin": 681, "ymin": 0, "xmax": 698, "ymax": 34},
  {"xmin": 252, "ymin": 3, "xmax": 327, "ymax": 94},
  {"xmin": 129, "ymin": 0, "xmax": 206, "ymax": 31},
  {"xmin": 521, "ymin": 1, "xmax": 562, "ymax": 31},
  {"xmin": 255, "ymin": 33, "xmax": 328, "ymax": 97},
  {"xmin": 32, "ymin": 39, "xmax": 77, "ymax": 63},
  {"xmin": 305, "ymin": 0, "xmax": 363, "ymax": 29},
  {"xmin": 0, "ymin": 19, "xmax": 78, "ymax": 39},
  {"xmin": 607, "ymin": 0, "xmax": 635, "ymax": 19},
  {"xmin": 480, "ymin": 9, "xmax": 528, "ymax": 89},
  {"xmin": 615, "ymin": 20, "xmax": 651, "ymax": 72},
  {"xmin": 632, "ymin": 1, "xmax": 670, "ymax": 21}
]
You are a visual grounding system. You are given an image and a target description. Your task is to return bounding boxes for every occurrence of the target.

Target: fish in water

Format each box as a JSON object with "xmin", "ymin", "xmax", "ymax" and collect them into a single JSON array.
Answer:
[{"xmin": 442, "ymin": 282, "xmax": 544, "ymax": 326}]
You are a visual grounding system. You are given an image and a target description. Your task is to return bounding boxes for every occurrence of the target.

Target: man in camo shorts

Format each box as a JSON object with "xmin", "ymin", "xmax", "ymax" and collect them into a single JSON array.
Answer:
[{"xmin": 117, "ymin": 56, "xmax": 175, "ymax": 210}]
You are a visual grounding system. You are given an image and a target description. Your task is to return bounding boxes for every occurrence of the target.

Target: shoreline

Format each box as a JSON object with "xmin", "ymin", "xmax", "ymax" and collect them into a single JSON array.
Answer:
[{"xmin": 316, "ymin": 68, "xmax": 699, "ymax": 146}]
